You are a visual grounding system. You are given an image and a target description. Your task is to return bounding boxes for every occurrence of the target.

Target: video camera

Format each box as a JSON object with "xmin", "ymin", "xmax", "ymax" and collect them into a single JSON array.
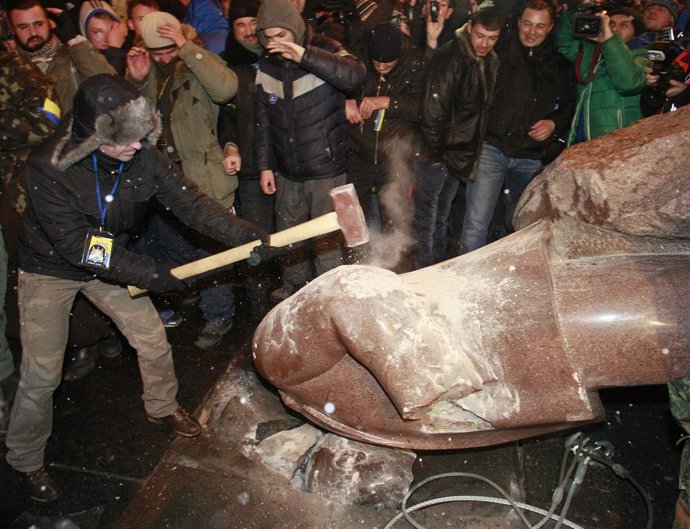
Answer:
[{"xmin": 571, "ymin": 0, "xmax": 633, "ymax": 39}]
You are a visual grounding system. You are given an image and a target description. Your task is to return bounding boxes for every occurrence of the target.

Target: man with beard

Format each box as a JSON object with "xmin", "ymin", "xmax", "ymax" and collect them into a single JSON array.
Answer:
[
  {"xmin": 6, "ymin": 0, "xmax": 123, "ymax": 380},
  {"xmin": 126, "ymin": 11, "xmax": 242, "ymax": 349},
  {"xmin": 7, "ymin": 0, "xmax": 116, "ymax": 114}
]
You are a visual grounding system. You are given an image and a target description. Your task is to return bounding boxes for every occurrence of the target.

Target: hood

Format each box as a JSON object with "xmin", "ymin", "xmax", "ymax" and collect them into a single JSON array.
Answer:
[
  {"xmin": 257, "ymin": 0, "xmax": 306, "ymax": 47},
  {"xmin": 79, "ymin": 0, "xmax": 121, "ymax": 38}
]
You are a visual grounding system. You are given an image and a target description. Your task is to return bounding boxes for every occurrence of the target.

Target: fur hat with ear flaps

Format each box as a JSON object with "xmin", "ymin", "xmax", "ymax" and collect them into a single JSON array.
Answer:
[{"xmin": 52, "ymin": 74, "xmax": 161, "ymax": 171}]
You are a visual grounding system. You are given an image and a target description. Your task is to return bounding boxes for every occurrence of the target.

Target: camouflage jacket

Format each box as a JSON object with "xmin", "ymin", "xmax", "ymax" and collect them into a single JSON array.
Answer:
[{"xmin": 0, "ymin": 52, "xmax": 59, "ymax": 214}]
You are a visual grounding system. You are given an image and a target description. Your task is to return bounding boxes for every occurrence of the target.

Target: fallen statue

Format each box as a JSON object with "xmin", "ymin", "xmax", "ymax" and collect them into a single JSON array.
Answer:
[{"xmin": 253, "ymin": 107, "xmax": 690, "ymax": 450}]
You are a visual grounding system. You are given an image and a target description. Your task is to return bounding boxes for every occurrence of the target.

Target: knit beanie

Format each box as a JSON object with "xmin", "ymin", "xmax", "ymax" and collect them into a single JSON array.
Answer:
[
  {"xmin": 54, "ymin": 74, "xmax": 160, "ymax": 170},
  {"xmin": 257, "ymin": 0, "xmax": 306, "ymax": 47},
  {"xmin": 367, "ymin": 22, "xmax": 403, "ymax": 63},
  {"xmin": 644, "ymin": 0, "xmax": 679, "ymax": 21},
  {"xmin": 140, "ymin": 11, "xmax": 181, "ymax": 50},
  {"xmin": 79, "ymin": 0, "xmax": 121, "ymax": 38},
  {"xmin": 229, "ymin": 0, "xmax": 259, "ymax": 23}
]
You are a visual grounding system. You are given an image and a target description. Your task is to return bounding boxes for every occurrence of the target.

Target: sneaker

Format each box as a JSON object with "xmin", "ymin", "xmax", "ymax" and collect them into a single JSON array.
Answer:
[
  {"xmin": 159, "ymin": 308, "xmax": 183, "ymax": 328},
  {"xmin": 194, "ymin": 319, "xmax": 233, "ymax": 350},
  {"xmin": 270, "ymin": 284, "xmax": 296, "ymax": 304}
]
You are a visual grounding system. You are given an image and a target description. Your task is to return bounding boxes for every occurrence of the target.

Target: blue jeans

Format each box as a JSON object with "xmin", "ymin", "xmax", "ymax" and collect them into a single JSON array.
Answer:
[
  {"xmin": 143, "ymin": 212, "xmax": 235, "ymax": 323},
  {"xmin": 412, "ymin": 162, "xmax": 461, "ymax": 268},
  {"xmin": 460, "ymin": 143, "xmax": 542, "ymax": 254}
]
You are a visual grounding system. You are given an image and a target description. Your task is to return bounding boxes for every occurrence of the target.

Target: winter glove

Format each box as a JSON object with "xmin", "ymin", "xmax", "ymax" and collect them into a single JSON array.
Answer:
[
  {"xmin": 247, "ymin": 241, "xmax": 286, "ymax": 267},
  {"xmin": 51, "ymin": 8, "xmax": 79, "ymax": 43},
  {"xmin": 147, "ymin": 262, "xmax": 185, "ymax": 294},
  {"xmin": 231, "ymin": 219, "xmax": 269, "ymax": 246}
]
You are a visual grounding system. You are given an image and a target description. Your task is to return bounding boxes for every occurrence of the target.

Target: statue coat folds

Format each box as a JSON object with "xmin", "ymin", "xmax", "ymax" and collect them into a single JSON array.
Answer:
[{"xmin": 253, "ymin": 108, "xmax": 690, "ymax": 450}]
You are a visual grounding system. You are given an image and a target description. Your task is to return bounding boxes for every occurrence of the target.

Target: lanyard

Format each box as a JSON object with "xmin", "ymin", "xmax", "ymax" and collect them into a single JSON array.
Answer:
[{"xmin": 92, "ymin": 153, "xmax": 123, "ymax": 229}]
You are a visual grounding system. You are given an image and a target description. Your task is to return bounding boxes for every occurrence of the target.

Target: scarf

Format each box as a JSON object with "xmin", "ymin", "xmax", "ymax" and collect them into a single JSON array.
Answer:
[{"xmin": 17, "ymin": 35, "xmax": 62, "ymax": 73}]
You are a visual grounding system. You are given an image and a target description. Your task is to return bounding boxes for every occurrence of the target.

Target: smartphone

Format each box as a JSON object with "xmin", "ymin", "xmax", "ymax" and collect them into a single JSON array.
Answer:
[{"xmin": 429, "ymin": 0, "xmax": 439, "ymax": 22}]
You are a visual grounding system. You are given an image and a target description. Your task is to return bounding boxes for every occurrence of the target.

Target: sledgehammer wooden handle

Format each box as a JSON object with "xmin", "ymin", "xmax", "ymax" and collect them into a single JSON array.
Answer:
[{"xmin": 127, "ymin": 212, "xmax": 342, "ymax": 297}]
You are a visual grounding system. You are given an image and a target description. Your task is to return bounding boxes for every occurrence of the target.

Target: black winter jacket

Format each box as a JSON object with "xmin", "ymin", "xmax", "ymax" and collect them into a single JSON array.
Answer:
[
  {"xmin": 254, "ymin": 29, "xmax": 366, "ymax": 182},
  {"xmin": 420, "ymin": 24, "xmax": 500, "ymax": 182},
  {"xmin": 346, "ymin": 46, "xmax": 425, "ymax": 165},
  {"xmin": 218, "ymin": 36, "xmax": 261, "ymax": 180},
  {"xmin": 485, "ymin": 31, "xmax": 575, "ymax": 160},
  {"xmin": 19, "ymin": 126, "xmax": 259, "ymax": 290}
]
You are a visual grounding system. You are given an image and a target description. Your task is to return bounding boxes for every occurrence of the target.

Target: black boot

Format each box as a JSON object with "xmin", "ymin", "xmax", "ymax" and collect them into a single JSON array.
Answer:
[
  {"xmin": 99, "ymin": 331, "xmax": 123, "ymax": 368},
  {"xmin": 63, "ymin": 345, "xmax": 97, "ymax": 382}
]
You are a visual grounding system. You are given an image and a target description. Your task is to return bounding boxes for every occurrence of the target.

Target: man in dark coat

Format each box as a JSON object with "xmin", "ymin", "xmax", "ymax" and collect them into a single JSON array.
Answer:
[
  {"xmin": 254, "ymin": 0, "xmax": 366, "ymax": 302},
  {"xmin": 5, "ymin": 74, "xmax": 264, "ymax": 503},
  {"xmin": 346, "ymin": 22, "xmax": 424, "ymax": 238},
  {"xmin": 460, "ymin": 0, "xmax": 575, "ymax": 253},
  {"xmin": 412, "ymin": 7, "xmax": 504, "ymax": 269},
  {"xmin": 218, "ymin": 0, "xmax": 277, "ymax": 318}
]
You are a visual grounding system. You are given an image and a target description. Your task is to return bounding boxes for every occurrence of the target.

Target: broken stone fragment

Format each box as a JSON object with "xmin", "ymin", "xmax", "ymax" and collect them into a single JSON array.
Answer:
[
  {"xmin": 254, "ymin": 423, "xmax": 323, "ymax": 480},
  {"xmin": 297, "ymin": 434, "xmax": 415, "ymax": 508}
]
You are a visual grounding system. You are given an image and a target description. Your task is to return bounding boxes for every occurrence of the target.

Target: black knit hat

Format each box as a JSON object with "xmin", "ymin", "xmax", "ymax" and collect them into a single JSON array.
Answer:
[
  {"xmin": 367, "ymin": 22, "xmax": 404, "ymax": 63},
  {"xmin": 229, "ymin": 0, "xmax": 259, "ymax": 23},
  {"xmin": 53, "ymin": 74, "xmax": 160, "ymax": 170}
]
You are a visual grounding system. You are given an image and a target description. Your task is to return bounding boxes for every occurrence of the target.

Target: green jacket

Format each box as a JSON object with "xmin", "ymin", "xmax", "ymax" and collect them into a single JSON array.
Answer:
[
  {"xmin": 555, "ymin": 13, "xmax": 651, "ymax": 144},
  {"xmin": 47, "ymin": 37, "xmax": 117, "ymax": 114},
  {"xmin": 130, "ymin": 41, "xmax": 239, "ymax": 208}
]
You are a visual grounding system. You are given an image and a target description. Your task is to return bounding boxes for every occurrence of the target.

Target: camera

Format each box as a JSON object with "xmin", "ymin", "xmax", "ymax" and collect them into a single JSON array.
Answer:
[
  {"xmin": 429, "ymin": 0, "xmax": 439, "ymax": 23},
  {"xmin": 571, "ymin": 0, "xmax": 632, "ymax": 39},
  {"xmin": 647, "ymin": 31, "xmax": 687, "ymax": 94}
]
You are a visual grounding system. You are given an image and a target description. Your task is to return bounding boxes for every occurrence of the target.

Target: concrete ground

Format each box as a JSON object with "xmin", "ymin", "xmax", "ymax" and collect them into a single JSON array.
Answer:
[{"xmin": 0, "ymin": 291, "xmax": 684, "ymax": 529}]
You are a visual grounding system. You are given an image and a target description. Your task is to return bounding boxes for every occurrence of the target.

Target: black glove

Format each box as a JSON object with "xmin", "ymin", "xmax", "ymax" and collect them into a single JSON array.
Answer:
[
  {"xmin": 231, "ymin": 218, "xmax": 269, "ymax": 246},
  {"xmin": 247, "ymin": 242, "xmax": 286, "ymax": 266},
  {"xmin": 147, "ymin": 262, "xmax": 185, "ymax": 294},
  {"xmin": 51, "ymin": 8, "xmax": 79, "ymax": 43}
]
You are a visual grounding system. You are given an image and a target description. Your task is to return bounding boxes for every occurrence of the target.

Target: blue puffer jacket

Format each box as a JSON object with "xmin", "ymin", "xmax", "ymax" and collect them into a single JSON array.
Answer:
[{"xmin": 254, "ymin": 27, "xmax": 366, "ymax": 182}]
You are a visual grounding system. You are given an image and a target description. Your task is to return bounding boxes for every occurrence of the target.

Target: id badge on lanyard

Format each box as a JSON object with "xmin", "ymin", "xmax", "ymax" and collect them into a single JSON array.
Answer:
[{"xmin": 80, "ymin": 154, "xmax": 122, "ymax": 270}]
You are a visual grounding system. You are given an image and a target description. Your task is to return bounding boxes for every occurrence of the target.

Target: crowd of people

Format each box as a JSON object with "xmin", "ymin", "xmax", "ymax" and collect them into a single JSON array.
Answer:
[{"xmin": 0, "ymin": 0, "xmax": 688, "ymax": 521}]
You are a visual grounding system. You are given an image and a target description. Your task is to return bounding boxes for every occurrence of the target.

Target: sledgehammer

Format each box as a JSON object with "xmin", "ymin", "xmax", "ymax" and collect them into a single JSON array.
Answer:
[{"xmin": 127, "ymin": 184, "xmax": 369, "ymax": 297}]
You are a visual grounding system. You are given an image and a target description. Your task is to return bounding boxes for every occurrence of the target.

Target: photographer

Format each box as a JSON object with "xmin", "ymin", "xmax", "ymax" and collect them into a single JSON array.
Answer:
[
  {"xmin": 641, "ymin": 33, "xmax": 690, "ymax": 113},
  {"xmin": 555, "ymin": 6, "xmax": 651, "ymax": 143}
]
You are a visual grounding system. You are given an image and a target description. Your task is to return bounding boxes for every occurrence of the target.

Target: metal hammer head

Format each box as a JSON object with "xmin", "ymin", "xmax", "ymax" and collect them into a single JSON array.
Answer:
[{"xmin": 329, "ymin": 184, "xmax": 370, "ymax": 247}]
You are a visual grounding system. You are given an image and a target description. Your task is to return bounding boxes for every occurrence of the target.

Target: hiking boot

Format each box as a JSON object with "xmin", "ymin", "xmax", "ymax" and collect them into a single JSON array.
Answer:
[
  {"xmin": 63, "ymin": 345, "xmax": 97, "ymax": 382},
  {"xmin": 99, "ymin": 331, "xmax": 123, "ymax": 368},
  {"xmin": 16, "ymin": 467, "xmax": 61, "ymax": 502},
  {"xmin": 194, "ymin": 318, "xmax": 233, "ymax": 349},
  {"xmin": 148, "ymin": 406, "xmax": 202, "ymax": 438}
]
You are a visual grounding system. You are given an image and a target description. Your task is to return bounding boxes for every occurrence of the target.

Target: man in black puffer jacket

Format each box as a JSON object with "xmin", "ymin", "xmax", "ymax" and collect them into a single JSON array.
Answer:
[
  {"xmin": 254, "ymin": 0, "xmax": 366, "ymax": 303},
  {"xmin": 5, "ymin": 74, "xmax": 266, "ymax": 503}
]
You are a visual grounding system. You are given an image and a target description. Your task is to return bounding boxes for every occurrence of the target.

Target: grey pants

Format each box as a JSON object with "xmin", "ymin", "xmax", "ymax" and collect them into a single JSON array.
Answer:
[
  {"xmin": 6, "ymin": 270, "xmax": 179, "ymax": 472},
  {"xmin": 274, "ymin": 172, "xmax": 346, "ymax": 289}
]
